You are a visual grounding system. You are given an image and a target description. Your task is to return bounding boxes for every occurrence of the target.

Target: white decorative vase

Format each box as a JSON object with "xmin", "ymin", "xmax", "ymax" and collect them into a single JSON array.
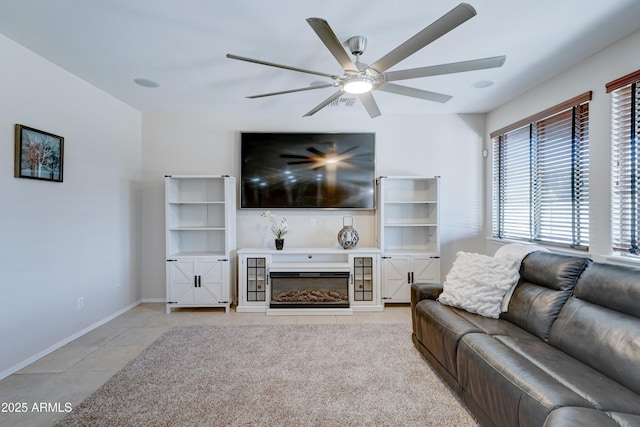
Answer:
[{"xmin": 337, "ymin": 216, "xmax": 359, "ymax": 249}]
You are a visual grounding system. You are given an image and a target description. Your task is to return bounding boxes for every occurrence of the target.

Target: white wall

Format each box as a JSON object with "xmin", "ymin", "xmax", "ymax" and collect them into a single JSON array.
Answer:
[
  {"xmin": 141, "ymin": 112, "xmax": 486, "ymax": 300},
  {"xmin": 0, "ymin": 35, "xmax": 142, "ymax": 376},
  {"xmin": 485, "ymin": 29, "xmax": 640, "ymax": 262}
]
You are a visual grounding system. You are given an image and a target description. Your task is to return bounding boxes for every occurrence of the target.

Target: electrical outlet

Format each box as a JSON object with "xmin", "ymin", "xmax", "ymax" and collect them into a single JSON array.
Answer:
[
  {"xmin": 310, "ymin": 218, "xmax": 316, "ymax": 227},
  {"xmin": 77, "ymin": 297, "xmax": 84, "ymax": 309}
]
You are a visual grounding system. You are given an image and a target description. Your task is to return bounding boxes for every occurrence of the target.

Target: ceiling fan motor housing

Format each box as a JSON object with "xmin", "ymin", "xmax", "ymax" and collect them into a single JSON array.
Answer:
[{"xmin": 347, "ymin": 36, "xmax": 367, "ymax": 56}]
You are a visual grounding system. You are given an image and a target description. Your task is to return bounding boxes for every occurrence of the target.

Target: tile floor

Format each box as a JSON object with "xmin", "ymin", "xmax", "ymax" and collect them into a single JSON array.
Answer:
[{"xmin": 0, "ymin": 303, "xmax": 412, "ymax": 427}]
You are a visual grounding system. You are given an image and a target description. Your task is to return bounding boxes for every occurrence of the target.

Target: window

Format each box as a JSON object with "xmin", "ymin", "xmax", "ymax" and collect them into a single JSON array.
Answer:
[
  {"xmin": 608, "ymin": 70, "xmax": 640, "ymax": 254},
  {"xmin": 491, "ymin": 92, "xmax": 591, "ymax": 250}
]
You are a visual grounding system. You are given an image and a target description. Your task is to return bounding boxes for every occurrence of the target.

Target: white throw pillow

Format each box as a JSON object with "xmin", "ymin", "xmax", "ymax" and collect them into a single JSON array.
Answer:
[{"xmin": 438, "ymin": 251, "xmax": 520, "ymax": 319}]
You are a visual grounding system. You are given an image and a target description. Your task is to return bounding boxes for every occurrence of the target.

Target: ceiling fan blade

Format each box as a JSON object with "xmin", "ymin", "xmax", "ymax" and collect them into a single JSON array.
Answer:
[
  {"xmin": 303, "ymin": 90, "xmax": 344, "ymax": 117},
  {"xmin": 226, "ymin": 53, "xmax": 339, "ymax": 79},
  {"xmin": 385, "ymin": 55, "xmax": 506, "ymax": 82},
  {"xmin": 246, "ymin": 83, "xmax": 335, "ymax": 99},
  {"xmin": 377, "ymin": 83, "xmax": 452, "ymax": 103},
  {"xmin": 306, "ymin": 18, "xmax": 359, "ymax": 73},
  {"xmin": 306, "ymin": 147, "xmax": 326, "ymax": 156},
  {"xmin": 358, "ymin": 92, "xmax": 381, "ymax": 118},
  {"xmin": 338, "ymin": 146, "xmax": 359, "ymax": 155},
  {"xmin": 281, "ymin": 154, "xmax": 313, "ymax": 160},
  {"xmin": 369, "ymin": 3, "xmax": 476, "ymax": 74}
]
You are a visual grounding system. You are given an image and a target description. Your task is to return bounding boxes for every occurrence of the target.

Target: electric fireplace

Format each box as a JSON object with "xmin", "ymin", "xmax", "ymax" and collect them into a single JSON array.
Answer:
[{"xmin": 269, "ymin": 271, "xmax": 350, "ymax": 309}]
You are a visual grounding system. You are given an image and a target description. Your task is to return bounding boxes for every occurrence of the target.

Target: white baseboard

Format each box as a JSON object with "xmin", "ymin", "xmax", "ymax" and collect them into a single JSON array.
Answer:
[{"xmin": 0, "ymin": 299, "xmax": 142, "ymax": 380}]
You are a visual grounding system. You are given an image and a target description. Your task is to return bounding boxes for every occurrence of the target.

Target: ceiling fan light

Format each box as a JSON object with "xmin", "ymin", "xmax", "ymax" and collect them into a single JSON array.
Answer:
[{"xmin": 343, "ymin": 76, "xmax": 373, "ymax": 94}]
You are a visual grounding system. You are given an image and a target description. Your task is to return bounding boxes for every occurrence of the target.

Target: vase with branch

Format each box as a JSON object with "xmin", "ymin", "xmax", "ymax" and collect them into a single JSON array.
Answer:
[{"xmin": 261, "ymin": 211, "xmax": 288, "ymax": 250}]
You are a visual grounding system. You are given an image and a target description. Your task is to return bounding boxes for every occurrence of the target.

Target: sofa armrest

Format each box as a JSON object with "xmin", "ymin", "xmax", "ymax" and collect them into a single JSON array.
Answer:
[
  {"xmin": 411, "ymin": 282, "xmax": 443, "ymax": 306},
  {"xmin": 411, "ymin": 282, "xmax": 443, "ymax": 336}
]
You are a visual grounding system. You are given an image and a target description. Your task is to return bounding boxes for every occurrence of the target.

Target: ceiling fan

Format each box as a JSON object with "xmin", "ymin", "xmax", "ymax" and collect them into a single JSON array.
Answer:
[{"xmin": 226, "ymin": 2, "xmax": 505, "ymax": 118}]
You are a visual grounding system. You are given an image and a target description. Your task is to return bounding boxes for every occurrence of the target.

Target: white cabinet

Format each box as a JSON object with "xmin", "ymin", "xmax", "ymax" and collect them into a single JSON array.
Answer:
[
  {"xmin": 381, "ymin": 255, "xmax": 440, "ymax": 302},
  {"xmin": 165, "ymin": 175, "xmax": 236, "ymax": 313},
  {"xmin": 167, "ymin": 257, "xmax": 229, "ymax": 306},
  {"xmin": 236, "ymin": 248, "xmax": 382, "ymax": 313},
  {"xmin": 237, "ymin": 254, "xmax": 271, "ymax": 312},
  {"xmin": 377, "ymin": 176, "xmax": 440, "ymax": 303}
]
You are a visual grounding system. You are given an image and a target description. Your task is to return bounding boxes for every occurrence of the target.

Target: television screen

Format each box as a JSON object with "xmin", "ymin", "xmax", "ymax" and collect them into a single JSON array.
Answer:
[{"xmin": 241, "ymin": 132, "xmax": 375, "ymax": 209}]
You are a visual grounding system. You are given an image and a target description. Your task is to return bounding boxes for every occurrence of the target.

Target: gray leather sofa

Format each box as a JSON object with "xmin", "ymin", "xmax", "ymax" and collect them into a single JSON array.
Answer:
[{"xmin": 411, "ymin": 251, "xmax": 640, "ymax": 427}]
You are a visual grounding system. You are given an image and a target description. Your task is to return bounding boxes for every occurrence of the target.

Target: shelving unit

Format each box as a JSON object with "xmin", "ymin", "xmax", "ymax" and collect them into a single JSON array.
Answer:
[
  {"xmin": 165, "ymin": 175, "xmax": 236, "ymax": 313},
  {"xmin": 377, "ymin": 176, "xmax": 440, "ymax": 303}
]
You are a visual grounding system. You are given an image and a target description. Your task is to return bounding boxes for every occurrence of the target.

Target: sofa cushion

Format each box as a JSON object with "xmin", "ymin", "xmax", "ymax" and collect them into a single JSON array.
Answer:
[
  {"xmin": 414, "ymin": 300, "xmax": 483, "ymax": 377},
  {"xmin": 495, "ymin": 335, "xmax": 640, "ymax": 414},
  {"xmin": 544, "ymin": 407, "xmax": 640, "ymax": 427},
  {"xmin": 548, "ymin": 297, "xmax": 640, "ymax": 396},
  {"xmin": 414, "ymin": 299, "xmax": 536, "ymax": 378},
  {"xmin": 454, "ymin": 307, "xmax": 539, "ymax": 339},
  {"xmin": 438, "ymin": 251, "xmax": 520, "ymax": 318},
  {"xmin": 457, "ymin": 333, "xmax": 592, "ymax": 427},
  {"xmin": 573, "ymin": 262, "xmax": 640, "ymax": 318},
  {"xmin": 503, "ymin": 252, "xmax": 590, "ymax": 341},
  {"xmin": 549, "ymin": 262, "xmax": 640, "ymax": 396}
]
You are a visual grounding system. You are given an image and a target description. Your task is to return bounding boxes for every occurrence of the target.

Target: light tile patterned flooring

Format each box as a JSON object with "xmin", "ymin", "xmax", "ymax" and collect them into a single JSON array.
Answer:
[{"xmin": 0, "ymin": 303, "xmax": 411, "ymax": 427}]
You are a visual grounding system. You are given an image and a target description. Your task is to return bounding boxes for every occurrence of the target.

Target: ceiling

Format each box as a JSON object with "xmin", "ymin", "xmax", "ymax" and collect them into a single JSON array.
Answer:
[{"xmin": 1, "ymin": 0, "xmax": 640, "ymax": 117}]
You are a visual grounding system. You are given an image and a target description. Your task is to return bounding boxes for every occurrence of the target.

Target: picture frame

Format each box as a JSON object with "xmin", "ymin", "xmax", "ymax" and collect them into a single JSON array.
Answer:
[{"xmin": 14, "ymin": 124, "xmax": 64, "ymax": 182}]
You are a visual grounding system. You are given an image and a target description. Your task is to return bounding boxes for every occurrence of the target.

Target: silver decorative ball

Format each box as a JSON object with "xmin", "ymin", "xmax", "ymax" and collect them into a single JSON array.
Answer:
[{"xmin": 338, "ymin": 225, "xmax": 359, "ymax": 249}]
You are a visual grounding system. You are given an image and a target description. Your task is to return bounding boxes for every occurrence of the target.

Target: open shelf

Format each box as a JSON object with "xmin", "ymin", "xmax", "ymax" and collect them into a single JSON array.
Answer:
[
  {"xmin": 166, "ymin": 202, "xmax": 226, "ymax": 229},
  {"xmin": 165, "ymin": 176, "xmax": 227, "ymax": 204},
  {"xmin": 378, "ymin": 176, "xmax": 440, "ymax": 253},
  {"xmin": 380, "ymin": 177, "xmax": 438, "ymax": 203}
]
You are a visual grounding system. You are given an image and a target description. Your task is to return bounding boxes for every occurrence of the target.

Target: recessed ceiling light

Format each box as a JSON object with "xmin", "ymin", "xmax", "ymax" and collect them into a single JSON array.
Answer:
[
  {"xmin": 472, "ymin": 80, "xmax": 494, "ymax": 89},
  {"xmin": 133, "ymin": 78, "xmax": 160, "ymax": 88}
]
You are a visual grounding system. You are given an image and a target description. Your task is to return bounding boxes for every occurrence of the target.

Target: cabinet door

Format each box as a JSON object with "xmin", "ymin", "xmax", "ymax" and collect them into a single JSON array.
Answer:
[
  {"xmin": 197, "ymin": 258, "xmax": 226, "ymax": 304},
  {"xmin": 382, "ymin": 256, "xmax": 411, "ymax": 301},
  {"xmin": 413, "ymin": 256, "xmax": 440, "ymax": 283},
  {"xmin": 168, "ymin": 258, "xmax": 227, "ymax": 305},
  {"xmin": 167, "ymin": 258, "xmax": 197, "ymax": 304},
  {"xmin": 352, "ymin": 256, "xmax": 374, "ymax": 302},
  {"xmin": 246, "ymin": 257, "xmax": 267, "ymax": 302}
]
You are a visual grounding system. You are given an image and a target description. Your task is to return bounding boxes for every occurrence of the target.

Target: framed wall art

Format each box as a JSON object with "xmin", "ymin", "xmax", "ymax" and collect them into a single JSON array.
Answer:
[{"xmin": 14, "ymin": 124, "xmax": 64, "ymax": 182}]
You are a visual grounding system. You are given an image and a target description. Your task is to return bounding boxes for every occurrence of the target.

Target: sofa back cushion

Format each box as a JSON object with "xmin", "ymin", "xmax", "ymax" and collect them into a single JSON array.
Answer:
[
  {"xmin": 502, "ymin": 252, "xmax": 590, "ymax": 341},
  {"xmin": 548, "ymin": 262, "xmax": 640, "ymax": 395}
]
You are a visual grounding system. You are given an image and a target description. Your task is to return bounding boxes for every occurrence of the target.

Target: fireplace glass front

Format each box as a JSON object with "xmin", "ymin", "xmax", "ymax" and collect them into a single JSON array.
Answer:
[{"xmin": 269, "ymin": 271, "xmax": 350, "ymax": 309}]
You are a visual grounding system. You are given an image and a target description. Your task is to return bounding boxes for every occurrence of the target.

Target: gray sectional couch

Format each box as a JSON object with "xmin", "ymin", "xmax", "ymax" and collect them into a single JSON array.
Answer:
[{"xmin": 411, "ymin": 251, "xmax": 640, "ymax": 427}]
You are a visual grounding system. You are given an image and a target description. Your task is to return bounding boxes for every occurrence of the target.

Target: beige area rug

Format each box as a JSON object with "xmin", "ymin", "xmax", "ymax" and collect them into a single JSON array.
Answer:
[{"xmin": 55, "ymin": 324, "xmax": 477, "ymax": 426}]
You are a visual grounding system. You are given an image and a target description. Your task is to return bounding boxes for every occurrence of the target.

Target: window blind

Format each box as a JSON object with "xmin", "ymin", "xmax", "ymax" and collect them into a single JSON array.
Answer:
[
  {"xmin": 610, "ymin": 78, "xmax": 640, "ymax": 253},
  {"xmin": 492, "ymin": 93, "xmax": 591, "ymax": 249},
  {"xmin": 493, "ymin": 126, "xmax": 531, "ymax": 241}
]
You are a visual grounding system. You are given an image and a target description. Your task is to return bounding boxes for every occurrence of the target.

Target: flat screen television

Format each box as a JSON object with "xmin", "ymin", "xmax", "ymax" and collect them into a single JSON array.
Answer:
[{"xmin": 240, "ymin": 132, "xmax": 375, "ymax": 209}]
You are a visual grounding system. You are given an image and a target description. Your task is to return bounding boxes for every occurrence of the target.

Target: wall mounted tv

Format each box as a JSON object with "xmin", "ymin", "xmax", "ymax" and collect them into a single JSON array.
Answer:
[{"xmin": 241, "ymin": 132, "xmax": 375, "ymax": 209}]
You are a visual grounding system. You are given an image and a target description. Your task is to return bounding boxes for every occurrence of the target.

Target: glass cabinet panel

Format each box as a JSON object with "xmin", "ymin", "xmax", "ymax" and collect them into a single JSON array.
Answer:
[
  {"xmin": 353, "ymin": 257, "xmax": 373, "ymax": 301},
  {"xmin": 247, "ymin": 257, "xmax": 266, "ymax": 302}
]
